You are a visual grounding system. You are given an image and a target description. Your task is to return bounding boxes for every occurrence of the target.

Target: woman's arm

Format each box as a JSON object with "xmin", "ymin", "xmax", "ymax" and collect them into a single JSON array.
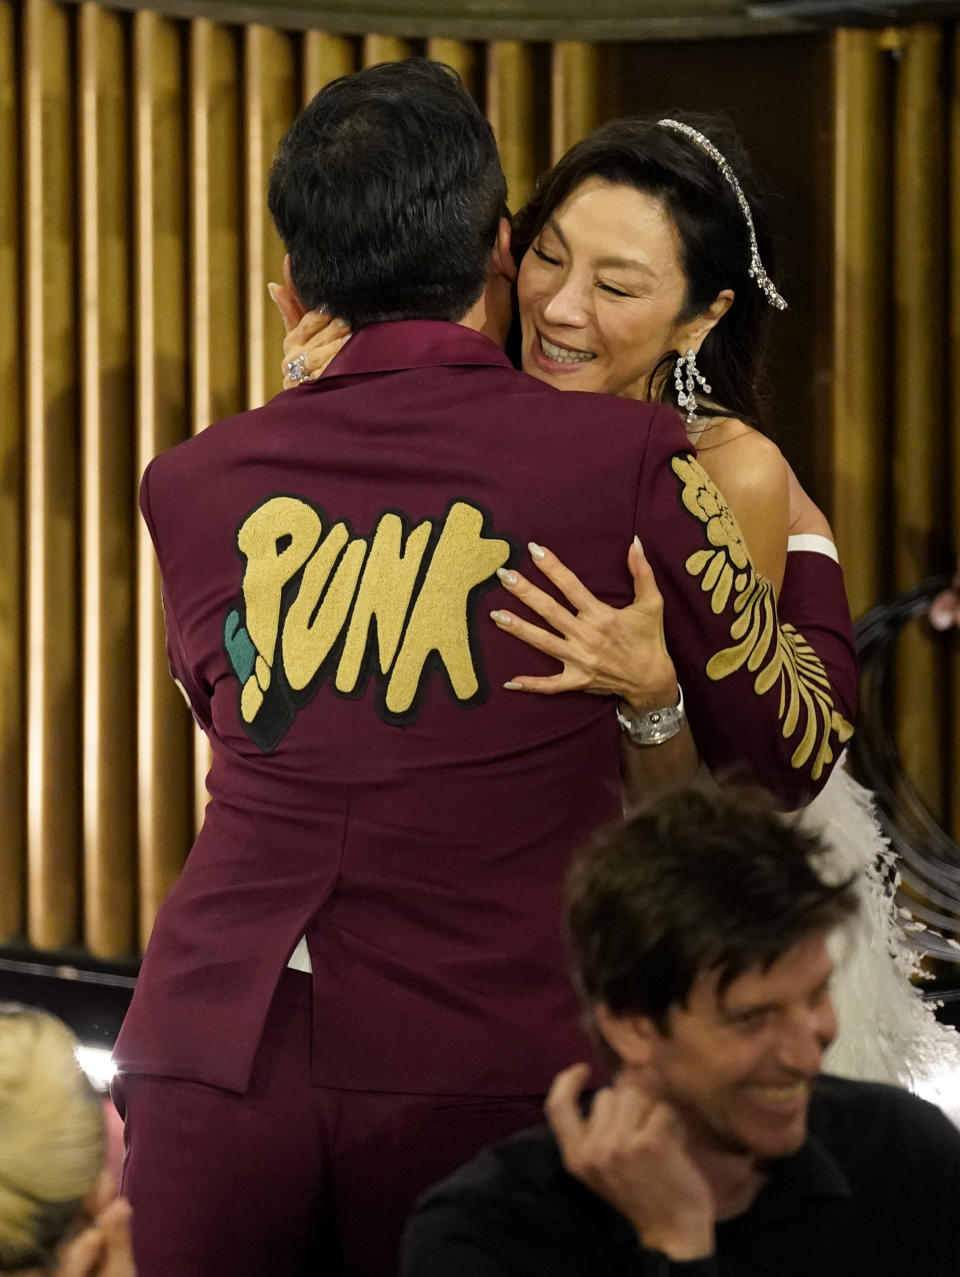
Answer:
[
  {"xmin": 694, "ymin": 422, "xmax": 789, "ymax": 594},
  {"xmin": 493, "ymin": 435, "xmax": 856, "ymax": 809}
]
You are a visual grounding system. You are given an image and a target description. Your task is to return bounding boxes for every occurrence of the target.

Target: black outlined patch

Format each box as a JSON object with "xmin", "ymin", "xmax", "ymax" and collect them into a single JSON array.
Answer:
[{"xmin": 223, "ymin": 494, "xmax": 520, "ymax": 752}]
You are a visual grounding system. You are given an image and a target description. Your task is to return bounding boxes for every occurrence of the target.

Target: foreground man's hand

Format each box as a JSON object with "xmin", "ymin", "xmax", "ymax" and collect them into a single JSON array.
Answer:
[{"xmin": 546, "ymin": 1063, "xmax": 715, "ymax": 1261}]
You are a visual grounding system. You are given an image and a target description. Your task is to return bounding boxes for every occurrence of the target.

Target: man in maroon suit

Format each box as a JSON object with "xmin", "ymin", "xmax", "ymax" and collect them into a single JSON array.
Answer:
[{"xmin": 112, "ymin": 59, "xmax": 857, "ymax": 1277}]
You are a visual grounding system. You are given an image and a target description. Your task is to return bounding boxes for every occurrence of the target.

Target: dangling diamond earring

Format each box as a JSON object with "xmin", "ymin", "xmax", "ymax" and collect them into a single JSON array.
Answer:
[{"xmin": 673, "ymin": 349, "xmax": 711, "ymax": 425}]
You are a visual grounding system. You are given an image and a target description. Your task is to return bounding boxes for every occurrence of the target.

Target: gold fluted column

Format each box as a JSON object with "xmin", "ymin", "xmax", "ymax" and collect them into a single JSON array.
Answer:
[
  {"xmin": 363, "ymin": 35, "xmax": 411, "ymax": 66},
  {"xmin": 831, "ymin": 29, "xmax": 888, "ymax": 618},
  {"xmin": 23, "ymin": 0, "xmax": 80, "ymax": 950},
  {"xmin": 79, "ymin": 2, "xmax": 135, "ymax": 957},
  {"xmin": 243, "ymin": 25, "xmax": 296, "ymax": 408},
  {"xmin": 550, "ymin": 42, "xmax": 600, "ymax": 162},
  {"xmin": 303, "ymin": 31, "xmax": 354, "ymax": 101},
  {"xmin": 891, "ymin": 25, "xmax": 947, "ymax": 813},
  {"xmin": 0, "ymin": 0, "xmax": 23, "ymax": 942},
  {"xmin": 487, "ymin": 42, "xmax": 536, "ymax": 212},
  {"xmin": 426, "ymin": 39, "xmax": 476, "ymax": 95},
  {"xmin": 189, "ymin": 17, "xmax": 242, "ymax": 831},
  {"xmin": 133, "ymin": 9, "xmax": 193, "ymax": 946}
]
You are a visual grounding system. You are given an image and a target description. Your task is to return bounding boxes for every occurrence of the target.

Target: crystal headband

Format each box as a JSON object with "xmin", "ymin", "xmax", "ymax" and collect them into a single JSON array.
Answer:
[{"xmin": 658, "ymin": 118, "xmax": 788, "ymax": 311}]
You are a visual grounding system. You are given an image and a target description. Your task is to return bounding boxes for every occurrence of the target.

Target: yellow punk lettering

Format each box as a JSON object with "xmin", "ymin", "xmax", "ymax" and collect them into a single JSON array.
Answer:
[
  {"xmin": 225, "ymin": 497, "xmax": 516, "ymax": 749},
  {"xmin": 386, "ymin": 502, "xmax": 510, "ymax": 714},
  {"xmin": 336, "ymin": 512, "xmax": 433, "ymax": 694}
]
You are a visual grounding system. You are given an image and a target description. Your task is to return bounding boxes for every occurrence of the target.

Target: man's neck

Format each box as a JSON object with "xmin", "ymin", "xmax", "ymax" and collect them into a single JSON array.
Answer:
[
  {"xmin": 456, "ymin": 278, "xmax": 511, "ymax": 348},
  {"xmin": 687, "ymin": 1142, "xmax": 768, "ymax": 1222}
]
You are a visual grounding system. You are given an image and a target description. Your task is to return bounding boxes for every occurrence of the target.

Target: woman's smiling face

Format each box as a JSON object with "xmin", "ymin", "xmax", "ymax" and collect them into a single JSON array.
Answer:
[{"xmin": 518, "ymin": 176, "xmax": 700, "ymax": 401}]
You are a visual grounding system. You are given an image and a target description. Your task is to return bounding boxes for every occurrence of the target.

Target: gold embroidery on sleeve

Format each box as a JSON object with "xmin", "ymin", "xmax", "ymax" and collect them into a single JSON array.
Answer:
[{"xmin": 671, "ymin": 455, "xmax": 854, "ymax": 781}]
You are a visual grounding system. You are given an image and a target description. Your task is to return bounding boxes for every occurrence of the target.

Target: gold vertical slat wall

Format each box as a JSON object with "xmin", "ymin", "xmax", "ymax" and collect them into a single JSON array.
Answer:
[
  {"xmin": 0, "ymin": 9, "xmax": 563, "ymax": 959},
  {"xmin": 79, "ymin": 3, "xmax": 135, "ymax": 956},
  {"xmin": 0, "ymin": 1, "xmax": 23, "ymax": 942},
  {"xmin": 951, "ymin": 31, "xmax": 960, "ymax": 834},
  {"xmin": 550, "ymin": 42, "xmax": 600, "ymax": 162},
  {"xmin": 832, "ymin": 25, "xmax": 957, "ymax": 830},
  {"xmin": 187, "ymin": 17, "xmax": 241, "ymax": 830},
  {"xmin": 426, "ymin": 38, "xmax": 475, "ymax": 92},
  {"xmin": 830, "ymin": 29, "xmax": 888, "ymax": 620},
  {"xmin": 891, "ymin": 28, "xmax": 947, "ymax": 815},
  {"xmin": 303, "ymin": 31, "xmax": 353, "ymax": 101},
  {"xmin": 23, "ymin": 0, "xmax": 80, "ymax": 950},
  {"xmin": 363, "ymin": 34, "xmax": 411, "ymax": 65},
  {"xmin": 133, "ymin": 10, "xmax": 192, "ymax": 945},
  {"xmin": 243, "ymin": 26, "xmax": 296, "ymax": 407},
  {"xmin": 7, "ymin": 4, "xmax": 960, "ymax": 958},
  {"xmin": 487, "ymin": 42, "xmax": 537, "ymax": 211}
]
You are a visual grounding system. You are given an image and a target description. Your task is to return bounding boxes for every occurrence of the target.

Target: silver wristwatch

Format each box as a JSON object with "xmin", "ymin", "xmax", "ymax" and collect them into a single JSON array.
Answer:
[{"xmin": 616, "ymin": 684, "xmax": 685, "ymax": 746}]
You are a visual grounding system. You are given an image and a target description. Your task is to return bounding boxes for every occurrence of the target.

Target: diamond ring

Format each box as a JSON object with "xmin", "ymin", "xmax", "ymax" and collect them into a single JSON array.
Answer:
[{"xmin": 285, "ymin": 353, "xmax": 308, "ymax": 384}]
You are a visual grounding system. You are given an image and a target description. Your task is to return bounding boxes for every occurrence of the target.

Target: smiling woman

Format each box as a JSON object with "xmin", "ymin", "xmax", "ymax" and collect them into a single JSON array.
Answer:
[
  {"xmin": 518, "ymin": 176, "xmax": 731, "ymax": 402},
  {"xmin": 511, "ymin": 113, "xmax": 777, "ymax": 437}
]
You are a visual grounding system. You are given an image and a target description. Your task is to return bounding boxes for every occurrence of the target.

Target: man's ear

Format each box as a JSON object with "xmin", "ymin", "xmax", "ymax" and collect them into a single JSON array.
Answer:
[
  {"xmin": 595, "ymin": 1004, "xmax": 659, "ymax": 1068},
  {"xmin": 491, "ymin": 216, "xmax": 517, "ymax": 285},
  {"xmin": 282, "ymin": 253, "xmax": 308, "ymax": 313}
]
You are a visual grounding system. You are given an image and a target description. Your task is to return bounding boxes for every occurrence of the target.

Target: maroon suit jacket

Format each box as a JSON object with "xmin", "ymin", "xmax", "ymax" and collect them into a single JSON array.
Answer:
[{"xmin": 115, "ymin": 321, "xmax": 857, "ymax": 1095}]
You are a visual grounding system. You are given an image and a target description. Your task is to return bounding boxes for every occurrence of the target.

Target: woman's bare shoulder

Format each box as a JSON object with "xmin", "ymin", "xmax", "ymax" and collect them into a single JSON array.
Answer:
[
  {"xmin": 695, "ymin": 418, "xmax": 788, "ymax": 496},
  {"xmin": 694, "ymin": 418, "xmax": 789, "ymax": 591}
]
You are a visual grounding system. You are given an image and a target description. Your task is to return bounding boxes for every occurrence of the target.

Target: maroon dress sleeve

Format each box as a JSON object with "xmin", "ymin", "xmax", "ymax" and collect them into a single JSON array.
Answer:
[{"xmin": 634, "ymin": 410, "xmax": 856, "ymax": 810}]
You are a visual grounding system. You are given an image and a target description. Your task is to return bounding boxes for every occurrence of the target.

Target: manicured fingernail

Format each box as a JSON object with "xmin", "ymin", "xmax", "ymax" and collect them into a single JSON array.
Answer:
[
  {"xmin": 633, "ymin": 535, "xmax": 645, "ymax": 556},
  {"xmin": 497, "ymin": 567, "xmax": 518, "ymax": 586},
  {"xmin": 503, "ymin": 681, "xmax": 522, "ymax": 690},
  {"xmin": 267, "ymin": 282, "xmax": 279, "ymax": 302},
  {"xmin": 336, "ymin": 317, "xmax": 349, "ymax": 328},
  {"xmin": 490, "ymin": 610, "xmax": 511, "ymax": 625},
  {"xmin": 528, "ymin": 542, "xmax": 546, "ymax": 560}
]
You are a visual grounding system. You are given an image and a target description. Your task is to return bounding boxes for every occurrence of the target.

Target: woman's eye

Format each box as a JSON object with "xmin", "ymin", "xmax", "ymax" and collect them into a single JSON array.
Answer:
[
  {"xmin": 597, "ymin": 282, "xmax": 630, "ymax": 297},
  {"xmin": 532, "ymin": 245, "xmax": 560, "ymax": 266}
]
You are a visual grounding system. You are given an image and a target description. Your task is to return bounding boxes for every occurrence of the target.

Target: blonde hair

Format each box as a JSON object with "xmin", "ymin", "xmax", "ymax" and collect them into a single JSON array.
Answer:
[{"xmin": 0, "ymin": 1006, "xmax": 104, "ymax": 1270}]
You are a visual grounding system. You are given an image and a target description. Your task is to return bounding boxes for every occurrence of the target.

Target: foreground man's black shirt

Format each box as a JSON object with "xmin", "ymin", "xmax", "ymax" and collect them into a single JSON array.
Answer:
[{"xmin": 402, "ymin": 1076, "xmax": 960, "ymax": 1276}]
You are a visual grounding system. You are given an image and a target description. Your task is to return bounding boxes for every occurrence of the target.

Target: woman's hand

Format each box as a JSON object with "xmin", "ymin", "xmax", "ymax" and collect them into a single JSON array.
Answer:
[
  {"xmin": 268, "ymin": 281, "xmax": 352, "ymax": 388},
  {"xmin": 490, "ymin": 538, "xmax": 678, "ymax": 711}
]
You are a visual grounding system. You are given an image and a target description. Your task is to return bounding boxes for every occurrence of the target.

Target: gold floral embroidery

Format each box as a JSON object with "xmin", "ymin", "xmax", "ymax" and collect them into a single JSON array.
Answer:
[{"xmin": 672, "ymin": 455, "xmax": 853, "ymax": 781}]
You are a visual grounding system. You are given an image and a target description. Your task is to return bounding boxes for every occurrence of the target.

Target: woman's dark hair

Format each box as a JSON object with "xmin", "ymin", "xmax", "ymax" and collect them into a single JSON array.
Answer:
[
  {"xmin": 566, "ymin": 785, "xmax": 857, "ymax": 1059},
  {"xmin": 512, "ymin": 112, "xmax": 783, "ymax": 429}
]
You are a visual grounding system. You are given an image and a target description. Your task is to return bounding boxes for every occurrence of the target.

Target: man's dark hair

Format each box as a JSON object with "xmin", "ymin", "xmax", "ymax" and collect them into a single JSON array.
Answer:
[
  {"xmin": 567, "ymin": 785, "xmax": 857, "ymax": 1038},
  {"xmin": 267, "ymin": 58, "xmax": 507, "ymax": 329},
  {"xmin": 512, "ymin": 112, "xmax": 780, "ymax": 429}
]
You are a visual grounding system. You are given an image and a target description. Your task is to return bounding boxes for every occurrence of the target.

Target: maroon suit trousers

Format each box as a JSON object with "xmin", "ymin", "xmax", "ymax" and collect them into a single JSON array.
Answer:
[{"xmin": 112, "ymin": 970, "xmax": 545, "ymax": 1276}]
